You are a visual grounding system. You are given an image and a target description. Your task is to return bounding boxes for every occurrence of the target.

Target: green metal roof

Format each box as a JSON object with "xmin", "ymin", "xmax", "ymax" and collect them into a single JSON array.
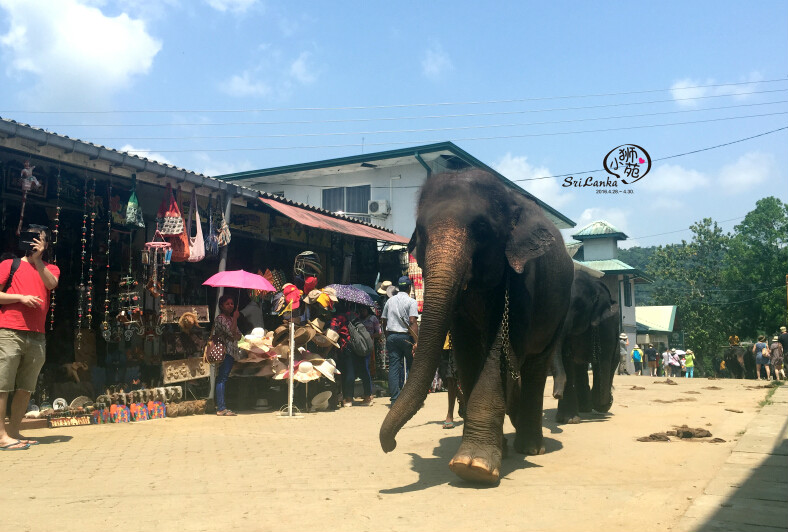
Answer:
[
  {"xmin": 215, "ymin": 141, "xmax": 575, "ymax": 230},
  {"xmin": 575, "ymin": 259, "xmax": 652, "ymax": 282},
  {"xmin": 572, "ymin": 220, "xmax": 628, "ymax": 241}
]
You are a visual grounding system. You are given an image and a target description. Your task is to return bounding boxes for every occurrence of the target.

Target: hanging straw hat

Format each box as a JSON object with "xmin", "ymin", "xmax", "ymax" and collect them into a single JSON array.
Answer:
[
  {"xmin": 178, "ymin": 312, "xmax": 203, "ymax": 332},
  {"xmin": 311, "ymin": 391, "xmax": 332, "ymax": 411},
  {"xmin": 313, "ymin": 328, "xmax": 340, "ymax": 349},
  {"xmin": 376, "ymin": 281, "xmax": 392, "ymax": 295},
  {"xmin": 307, "ymin": 317, "xmax": 326, "ymax": 334}
]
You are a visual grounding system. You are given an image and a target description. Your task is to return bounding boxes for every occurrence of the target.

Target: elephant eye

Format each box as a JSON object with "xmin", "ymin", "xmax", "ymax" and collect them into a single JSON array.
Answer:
[{"xmin": 471, "ymin": 218, "xmax": 491, "ymax": 236}]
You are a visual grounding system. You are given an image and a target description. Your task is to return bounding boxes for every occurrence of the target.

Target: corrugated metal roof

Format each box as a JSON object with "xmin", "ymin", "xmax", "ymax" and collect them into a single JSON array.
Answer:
[
  {"xmin": 636, "ymin": 306, "xmax": 676, "ymax": 332},
  {"xmin": 572, "ymin": 220, "xmax": 628, "ymax": 241},
  {"xmin": 574, "ymin": 259, "xmax": 651, "ymax": 282}
]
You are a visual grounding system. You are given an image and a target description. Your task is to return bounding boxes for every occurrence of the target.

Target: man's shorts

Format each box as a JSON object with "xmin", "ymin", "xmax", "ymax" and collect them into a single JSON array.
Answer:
[{"xmin": 0, "ymin": 328, "xmax": 46, "ymax": 393}]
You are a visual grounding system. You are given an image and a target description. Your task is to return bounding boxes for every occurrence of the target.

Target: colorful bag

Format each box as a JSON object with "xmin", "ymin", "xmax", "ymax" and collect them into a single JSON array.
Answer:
[
  {"xmin": 110, "ymin": 404, "xmax": 131, "ymax": 423},
  {"xmin": 186, "ymin": 188, "xmax": 205, "ymax": 262},
  {"xmin": 163, "ymin": 186, "xmax": 191, "ymax": 262},
  {"xmin": 157, "ymin": 183, "xmax": 185, "ymax": 235},
  {"xmin": 91, "ymin": 409, "xmax": 110, "ymax": 424},
  {"xmin": 204, "ymin": 195, "xmax": 219, "ymax": 258},
  {"xmin": 203, "ymin": 335, "xmax": 226, "ymax": 364},
  {"xmin": 125, "ymin": 175, "xmax": 146, "ymax": 228},
  {"xmin": 217, "ymin": 210, "xmax": 231, "ymax": 247}
]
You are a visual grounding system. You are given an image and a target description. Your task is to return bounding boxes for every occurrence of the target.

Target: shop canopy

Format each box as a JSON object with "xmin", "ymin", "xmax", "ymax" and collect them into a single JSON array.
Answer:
[{"xmin": 259, "ymin": 197, "xmax": 409, "ymax": 244}]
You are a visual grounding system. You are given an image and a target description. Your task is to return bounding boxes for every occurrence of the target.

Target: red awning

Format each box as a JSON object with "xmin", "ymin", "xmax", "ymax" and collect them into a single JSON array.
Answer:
[{"xmin": 259, "ymin": 197, "xmax": 409, "ymax": 244}]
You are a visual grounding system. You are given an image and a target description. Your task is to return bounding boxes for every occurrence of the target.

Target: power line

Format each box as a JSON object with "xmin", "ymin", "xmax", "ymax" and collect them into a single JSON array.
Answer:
[
  {"xmin": 630, "ymin": 216, "xmax": 746, "ymax": 240},
  {"xmin": 3, "ymin": 77, "xmax": 786, "ymax": 114},
  {"xmin": 68, "ymin": 99, "xmax": 788, "ymax": 142},
  {"xmin": 16, "ymin": 88, "xmax": 788, "ymax": 129},
  {"xmin": 121, "ymin": 110, "xmax": 788, "ymax": 154}
]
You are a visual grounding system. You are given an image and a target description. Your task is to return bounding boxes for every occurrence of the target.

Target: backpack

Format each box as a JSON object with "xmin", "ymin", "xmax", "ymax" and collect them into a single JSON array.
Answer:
[
  {"xmin": 1, "ymin": 256, "xmax": 22, "ymax": 293},
  {"xmin": 347, "ymin": 318, "xmax": 374, "ymax": 357}
]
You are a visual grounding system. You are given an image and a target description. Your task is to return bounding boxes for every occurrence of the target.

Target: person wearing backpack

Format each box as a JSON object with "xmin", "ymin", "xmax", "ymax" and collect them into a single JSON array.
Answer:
[
  {"xmin": 753, "ymin": 335, "xmax": 771, "ymax": 381},
  {"xmin": 0, "ymin": 225, "xmax": 59, "ymax": 450},
  {"xmin": 330, "ymin": 302, "xmax": 374, "ymax": 407}
]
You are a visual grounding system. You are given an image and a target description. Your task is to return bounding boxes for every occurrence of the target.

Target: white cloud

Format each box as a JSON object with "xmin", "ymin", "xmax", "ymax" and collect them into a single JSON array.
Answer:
[
  {"xmin": 717, "ymin": 151, "xmax": 775, "ymax": 191},
  {"xmin": 494, "ymin": 153, "xmax": 574, "ymax": 209},
  {"xmin": 221, "ymin": 48, "xmax": 319, "ymax": 99},
  {"xmin": 205, "ymin": 0, "xmax": 258, "ymax": 14},
  {"xmin": 421, "ymin": 42, "xmax": 453, "ymax": 81},
  {"xmin": 220, "ymin": 71, "xmax": 271, "ymax": 98},
  {"xmin": 119, "ymin": 144, "xmax": 173, "ymax": 167},
  {"xmin": 193, "ymin": 152, "xmax": 253, "ymax": 177},
  {"xmin": 640, "ymin": 163, "xmax": 710, "ymax": 193},
  {"xmin": 0, "ymin": 0, "xmax": 161, "ymax": 109},
  {"xmin": 289, "ymin": 51, "xmax": 317, "ymax": 84},
  {"xmin": 670, "ymin": 72, "xmax": 763, "ymax": 107}
]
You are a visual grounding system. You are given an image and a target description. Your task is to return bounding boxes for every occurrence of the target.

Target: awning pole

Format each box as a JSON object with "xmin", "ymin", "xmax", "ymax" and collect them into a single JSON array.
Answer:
[{"xmin": 209, "ymin": 192, "xmax": 233, "ymax": 401}]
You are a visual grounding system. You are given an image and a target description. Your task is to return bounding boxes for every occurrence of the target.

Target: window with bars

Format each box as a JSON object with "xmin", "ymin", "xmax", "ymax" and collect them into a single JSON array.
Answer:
[{"xmin": 322, "ymin": 185, "xmax": 371, "ymax": 223}]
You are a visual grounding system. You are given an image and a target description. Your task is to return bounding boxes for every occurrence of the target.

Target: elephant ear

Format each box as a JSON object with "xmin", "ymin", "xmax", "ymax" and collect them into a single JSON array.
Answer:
[
  {"xmin": 590, "ymin": 281, "xmax": 618, "ymax": 326},
  {"xmin": 505, "ymin": 207, "xmax": 556, "ymax": 274},
  {"xmin": 408, "ymin": 229, "xmax": 425, "ymax": 269}
]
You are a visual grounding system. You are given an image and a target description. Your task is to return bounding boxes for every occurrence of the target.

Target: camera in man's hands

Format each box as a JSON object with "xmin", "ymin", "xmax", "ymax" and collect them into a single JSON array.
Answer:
[{"xmin": 19, "ymin": 229, "xmax": 43, "ymax": 254}]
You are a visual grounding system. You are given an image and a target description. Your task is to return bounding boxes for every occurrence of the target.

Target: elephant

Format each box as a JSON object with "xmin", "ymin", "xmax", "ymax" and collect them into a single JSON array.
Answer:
[
  {"xmin": 378, "ymin": 168, "xmax": 574, "ymax": 485},
  {"xmin": 724, "ymin": 345, "xmax": 755, "ymax": 379},
  {"xmin": 554, "ymin": 270, "xmax": 620, "ymax": 424}
]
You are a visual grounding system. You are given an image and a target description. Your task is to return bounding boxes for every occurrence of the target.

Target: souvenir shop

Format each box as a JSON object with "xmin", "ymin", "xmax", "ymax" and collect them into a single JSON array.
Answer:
[{"xmin": 0, "ymin": 120, "xmax": 409, "ymax": 425}]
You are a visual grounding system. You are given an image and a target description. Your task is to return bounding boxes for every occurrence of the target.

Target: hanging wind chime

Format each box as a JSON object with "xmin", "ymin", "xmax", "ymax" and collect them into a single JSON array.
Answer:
[
  {"xmin": 101, "ymin": 179, "xmax": 113, "ymax": 341},
  {"xmin": 86, "ymin": 177, "xmax": 97, "ymax": 328},
  {"xmin": 75, "ymin": 174, "xmax": 89, "ymax": 346},
  {"xmin": 48, "ymin": 168, "xmax": 62, "ymax": 331}
]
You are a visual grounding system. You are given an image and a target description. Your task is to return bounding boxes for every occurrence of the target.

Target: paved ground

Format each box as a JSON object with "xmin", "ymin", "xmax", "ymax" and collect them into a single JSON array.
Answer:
[{"xmin": 2, "ymin": 375, "xmax": 786, "ymax": 532}]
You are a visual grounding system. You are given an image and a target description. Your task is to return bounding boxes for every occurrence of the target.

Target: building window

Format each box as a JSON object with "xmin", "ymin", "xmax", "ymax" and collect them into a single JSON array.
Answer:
[
  {"xmin": 623, "ymin": 278, "xmax": 632, "ymax": 307},
  {"xmin": 322, "ymin": 185, "xmax": 370, "ymax": 222}
]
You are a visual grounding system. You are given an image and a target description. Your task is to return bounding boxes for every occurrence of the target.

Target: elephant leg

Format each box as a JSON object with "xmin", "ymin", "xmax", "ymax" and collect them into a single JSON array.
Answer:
[
  {"xmin": 556, "ymin": 356, "xmax": 580, "ymax": 424},
  {"xmin": 551, "ymin": 344, "xmax": 566, "ymax": 400},
  {"xmin": 576, "ymin": 363, "xmax": 592, "ymax": 413},
  {"xmin": 449, "ymin": 348, "xmax": 505, "ymax": 485},
  {"xmin": 513, "ymin": 354, "xmax": 549, "ymax": 455}
]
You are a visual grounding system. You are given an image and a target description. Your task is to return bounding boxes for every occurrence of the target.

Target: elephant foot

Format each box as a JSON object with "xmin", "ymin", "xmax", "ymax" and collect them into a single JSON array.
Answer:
[
  {"xmin": 449, "ymin": 441, "xmax": 501, "ymax": 485},
  {"xmin": 513, "ymin": 432, "xmax": 545, "ymax": 455}
]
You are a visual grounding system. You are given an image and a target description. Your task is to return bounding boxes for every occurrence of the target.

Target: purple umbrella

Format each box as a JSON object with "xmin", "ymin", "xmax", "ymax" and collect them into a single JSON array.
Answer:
[{"xmin": 326, "ymin": 284, "xmax": 376, "ymax": 307}]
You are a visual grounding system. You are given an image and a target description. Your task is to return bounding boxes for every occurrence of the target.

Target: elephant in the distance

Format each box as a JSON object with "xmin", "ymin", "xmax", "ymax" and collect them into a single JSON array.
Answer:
[
  {"xmin": 724, "ymin": 345, "xmax": 755, "ymax": 379},
  {"xmin": 555, "ymin": 270, "xmax": 620, "ymax": 424},
  {"xmin": 379, "ymin": 168, "xmax": 574, "ymax": 485}
]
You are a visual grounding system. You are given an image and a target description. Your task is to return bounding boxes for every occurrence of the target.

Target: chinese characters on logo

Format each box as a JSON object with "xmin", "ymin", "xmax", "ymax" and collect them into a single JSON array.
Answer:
[{"xmin": 562, "ymin": 144, "xmax": 651, "ymax": 194}]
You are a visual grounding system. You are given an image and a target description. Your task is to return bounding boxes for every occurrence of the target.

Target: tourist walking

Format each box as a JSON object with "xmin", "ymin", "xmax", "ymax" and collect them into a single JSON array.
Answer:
[
  {"xmin": 618, "ymin": 333, "xmax": 630, "ymax": 375},
  {"xmin": 645, "ymin": 343, "xmax": 658, "ymax": 376},
  {"xmin": 753, "ymin": 335, "xmax": 771, "ymax": 381},
  {"xmin": 631, "ymin": 344, "xmax": 643, "ymax": 376},
  {"xmin": 769, "ymin": 335, "xmax": 784, "ymax": 381},
  {"xmin": 683, "ymin": 349, "xmax": 696, "ymax": 378},
  {"xmin": 381, "ymin": 276, "xmax": 419, "ymax": 404}
]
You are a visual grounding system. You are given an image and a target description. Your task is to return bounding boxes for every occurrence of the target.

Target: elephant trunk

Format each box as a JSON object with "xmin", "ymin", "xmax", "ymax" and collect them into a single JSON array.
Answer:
[
  {"xmin": 592, "ymin": 327, "xmax": 615, "ymax": 412},
  {"xmin": 380, "ymin": 226, "xmax": 469, "ymax": 453}
]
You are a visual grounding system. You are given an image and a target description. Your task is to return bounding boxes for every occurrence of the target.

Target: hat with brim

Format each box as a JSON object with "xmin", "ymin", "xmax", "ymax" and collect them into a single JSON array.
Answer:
[
  {"xmin": 311, "ymin": 359, "xmax": 338, "ymax": 382},
  {"xmin": 178, "ymin": 311, "xmax": 203, "ymax": 332},
  {"xmin": 274, "ymin": 360, "xmax": 321, "ymax": 382},
  {"xmin": 313, "ymin": 328, "xmax": 340, "ymax": 349},
  {"xmin": 322, "ymin": 287, "xmax": 339, "ymax": 303},
  {"xmin": 781, "ymin": 326, "xmax": 787, "ymax": 332},
  {"xmin": 303, "ymin": 289, "xmax": 323, "ymax": 305},
  {"xmin": 307, "ymin": 317, "xmax": 326, "ymax": 334},
  {"xmin": 773, "ymin": 336, "xmax": 779, "ymax": 342},
  {"xmin": 376, "ymin": 281, "xmax": 392, "ymax": 295},
  {"xmin": 619, "ymin": 333, "xmax": 628, "ymax": 340},
  {"xmin": 311, "ymin": 391, "xmax": 332, "ymax": 411},
  {"xmin": 272, "ymin": 325, "xmax": 289, "ymax": 346},
  {"xmin": 386, "ymin": 285, "xmax": 399, "ymax": 298},
  {"xmin": 293, "ymin": 326, "xmax": 316, "ymax": 347}
]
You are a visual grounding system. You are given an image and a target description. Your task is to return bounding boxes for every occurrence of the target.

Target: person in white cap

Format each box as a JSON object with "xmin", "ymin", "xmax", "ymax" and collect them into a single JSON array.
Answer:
[{"xmin": 617, "ymin": 333, "xmax": 630, "ymax": 375}]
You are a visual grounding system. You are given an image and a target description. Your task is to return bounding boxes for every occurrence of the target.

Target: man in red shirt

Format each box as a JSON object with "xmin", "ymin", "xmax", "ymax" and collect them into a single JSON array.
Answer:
[{"xmin": 0, "ymin": 225, "xmax": 59, "ymax": 450}]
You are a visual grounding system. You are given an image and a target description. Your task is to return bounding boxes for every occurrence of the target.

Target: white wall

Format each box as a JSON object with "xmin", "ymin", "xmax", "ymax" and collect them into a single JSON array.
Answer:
[
  {"xmin": 255, "ymin": 161, "xmax": 429, "ymax": 239},
  {"xmin": 582, "ymin": 239, "xmax": 618, "ymax": 261}
]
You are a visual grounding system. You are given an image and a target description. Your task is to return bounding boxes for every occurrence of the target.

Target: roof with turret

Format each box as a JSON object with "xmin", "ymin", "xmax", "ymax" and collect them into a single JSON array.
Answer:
[{"xmin": 571, "ymin": 220, "xmax": 628, "ymax": 241}]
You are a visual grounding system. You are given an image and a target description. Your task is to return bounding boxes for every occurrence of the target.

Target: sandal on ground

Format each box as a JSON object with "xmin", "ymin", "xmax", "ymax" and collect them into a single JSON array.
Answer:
[
  {"xmin": 443, "ymin": 421, "xmax": 455, "ymax": 429},
  {"xmin": 217, "ymin": 410, "xmax": 237, "ymax": 416},
  {"xmin": 19, "ymin": 439, "xmax": 39, "ymax": 446},
  {"xmin": 1, "ymin": 440, "xmax": 30, "ymax": 451}
]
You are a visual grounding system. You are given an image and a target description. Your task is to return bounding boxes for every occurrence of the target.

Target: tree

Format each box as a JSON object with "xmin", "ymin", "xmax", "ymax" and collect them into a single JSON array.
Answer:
[
  {"xmin": 646, "ymin": 219, "xmax": 731, "ymax": 375},
  {"xmin": 724, "ymin": 196, "xmax": 788, "ymax": 338}
]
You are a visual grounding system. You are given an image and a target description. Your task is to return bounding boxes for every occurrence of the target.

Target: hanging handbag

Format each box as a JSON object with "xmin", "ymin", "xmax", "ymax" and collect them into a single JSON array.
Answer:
[
  {"xmin": 157, "ymin": 183, "xmax": 185, "ymax": 235},
  {"xmin": 217, "ymin": 208, "xmax": 231, "ymax": 247},
  {"xmin": 204, "ymin": 194, "xmax": 219, "ymax": 258},
  {"xmin": 125, "ymin": 174, "xmax": 146, "ymax": 228},
  {"xmin": 186, "ymin": 188, "xmax": 205, "ymax": 262},
  {"xmin": 164, "ymin": 186, "xmax": 191, "ymax": 262}
]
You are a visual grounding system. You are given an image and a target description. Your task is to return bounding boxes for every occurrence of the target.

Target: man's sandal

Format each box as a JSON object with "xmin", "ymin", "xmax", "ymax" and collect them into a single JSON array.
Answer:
[{"xmin": 1, "ymin": 440, "xmax": 30, "ymax": 451}]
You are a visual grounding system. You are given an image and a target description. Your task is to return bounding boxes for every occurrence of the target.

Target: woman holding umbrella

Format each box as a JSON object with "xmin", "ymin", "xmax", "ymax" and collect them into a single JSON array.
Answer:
[{"xmin": 214, "ymin": 294, "xmax": 242, "ymax": 416}]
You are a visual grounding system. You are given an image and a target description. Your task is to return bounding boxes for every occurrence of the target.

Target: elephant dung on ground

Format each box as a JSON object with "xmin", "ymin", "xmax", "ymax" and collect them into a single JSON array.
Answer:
[
  {"xmin": 378, "ymin": 168, "xmax": 574, "ymax": 485},
  {"xmin": 555, "ymin": 270, "xmax": 620, "ymax": 424}
]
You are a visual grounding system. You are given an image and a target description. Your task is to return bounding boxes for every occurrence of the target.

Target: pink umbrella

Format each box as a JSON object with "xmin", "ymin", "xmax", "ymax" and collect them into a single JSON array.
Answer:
[{"xmin": 203, "ymin": 270, "xmax": 275, "ymax": 292}]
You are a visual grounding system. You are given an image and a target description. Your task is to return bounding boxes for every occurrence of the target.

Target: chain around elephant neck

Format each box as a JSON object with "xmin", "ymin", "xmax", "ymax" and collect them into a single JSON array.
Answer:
[{"xmin": 501, "ymin": 285, "xmax": 520, "ymax": 380}]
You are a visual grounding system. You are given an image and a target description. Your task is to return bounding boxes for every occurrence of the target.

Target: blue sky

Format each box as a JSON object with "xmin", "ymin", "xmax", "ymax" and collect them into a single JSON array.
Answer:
[{"xmin": 1, "ymin": 0, "xmax": 786, "ymax": 247}]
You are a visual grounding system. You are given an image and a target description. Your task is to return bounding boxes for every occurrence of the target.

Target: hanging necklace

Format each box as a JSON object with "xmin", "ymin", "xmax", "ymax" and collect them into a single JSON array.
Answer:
[
  {"xmin": 49, "ymin": 168, "xmax": 61, "ymax": 331},
  {"xmin": 86, "ymin": 177, "xmax": 97, "ymax": 326}
]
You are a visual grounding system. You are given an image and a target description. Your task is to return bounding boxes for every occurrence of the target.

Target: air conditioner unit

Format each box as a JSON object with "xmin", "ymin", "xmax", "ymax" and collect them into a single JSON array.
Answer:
[{"xmin": 367, "ymin": 199, "xmax": 390, "ymax": 215}]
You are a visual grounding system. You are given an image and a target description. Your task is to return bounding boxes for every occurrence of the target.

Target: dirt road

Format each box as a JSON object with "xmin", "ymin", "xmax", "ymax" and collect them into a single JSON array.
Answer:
[{"xmin": 1, "ymin": 375, "xmax": 784, "ymax": 532}]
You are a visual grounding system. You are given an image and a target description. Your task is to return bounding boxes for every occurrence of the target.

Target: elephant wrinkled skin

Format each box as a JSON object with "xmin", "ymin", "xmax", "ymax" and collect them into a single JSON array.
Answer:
[
  {"xmin": 555, "ymin": 270, "xmax": 620, "ymax": 424},
  {"xmin": 378, "ymin": 168, "xmax": 574, "ymax": 485}
]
